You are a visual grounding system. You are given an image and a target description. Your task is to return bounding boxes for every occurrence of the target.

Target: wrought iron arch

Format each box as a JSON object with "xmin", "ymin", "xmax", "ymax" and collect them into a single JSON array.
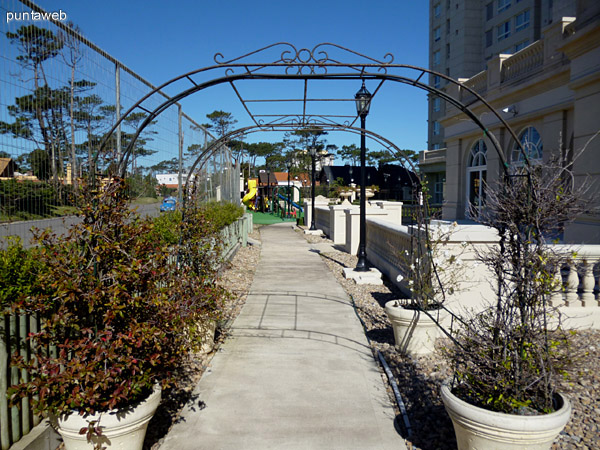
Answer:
[{"xmin": 96, "ymin": 42, "xmax": 535, "ymax": 180}]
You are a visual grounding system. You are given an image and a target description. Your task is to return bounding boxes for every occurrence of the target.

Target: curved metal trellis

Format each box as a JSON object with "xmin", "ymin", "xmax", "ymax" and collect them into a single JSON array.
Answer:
[{"xmin": 96, "ymin": 42, "xmax": 533, "ymax": 178}]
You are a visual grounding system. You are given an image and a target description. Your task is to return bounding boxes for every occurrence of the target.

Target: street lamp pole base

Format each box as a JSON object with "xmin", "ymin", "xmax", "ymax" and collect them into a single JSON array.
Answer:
[
  {"xmin": 343, "ymin": 267, "xmax": 383, "ymax": 285},
  {"xmin": 304, "ymin": 229, "xmax": 323, "ymax": 236},
  {"xmin": 354, "ymin": 258, "xmax": 369, "ymax": 272}
]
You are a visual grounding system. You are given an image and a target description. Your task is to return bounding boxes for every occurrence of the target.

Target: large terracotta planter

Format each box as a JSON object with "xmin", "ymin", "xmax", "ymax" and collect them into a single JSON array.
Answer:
[
  {"xmin": 384, "ymin": 301, "xmax": 444, "ymax": 356},
  {"xmin": 441, "ymin": 384, "xmax": 571, "ymax": 450},
  {"xmin": 54, "ymin": 385, "xmax": 161, "ymax": 450}
]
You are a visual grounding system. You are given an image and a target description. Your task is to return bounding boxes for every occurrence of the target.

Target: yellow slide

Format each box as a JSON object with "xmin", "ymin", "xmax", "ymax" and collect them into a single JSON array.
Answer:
[{"xmin": 242, "ymin": 179, "xmax": 258, "ymax": 210}]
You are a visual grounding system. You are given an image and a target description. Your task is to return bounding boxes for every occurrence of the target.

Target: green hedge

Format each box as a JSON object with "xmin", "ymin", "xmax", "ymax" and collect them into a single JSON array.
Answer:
[
  {"xmin": 150, "ymin": 202, "xmax": 244, "ymax": 246},
  {"xmin": 0, "ymin": 238, "xmax": 42, "ymax": 311},
  {"xmin": 200, "ymin": 201, "xmax": 245, "ymax": 232}
]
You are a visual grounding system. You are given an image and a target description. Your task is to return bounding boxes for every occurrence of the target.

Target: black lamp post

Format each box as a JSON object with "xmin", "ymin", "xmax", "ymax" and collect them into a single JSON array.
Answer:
[
  {"xmin": 354, "ymin": 80, "xmax": 372, "ymax": 272},
  {"xmin": 309, "ymin": 146, "xmax": 317, "ymax": 230},
  {"xmin": 286, "ymin": 160, "xmax": 292, "ymax": 218}
]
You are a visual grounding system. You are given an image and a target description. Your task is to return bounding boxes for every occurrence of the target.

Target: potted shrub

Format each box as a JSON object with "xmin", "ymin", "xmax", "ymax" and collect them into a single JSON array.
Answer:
[
  {"xmin": 440, "ymin": 154, "xmax": 590, "ymax": 449},
  {"xmin": 9, "ymin": 179, "xmax": 225, "ymax": 450},
  {"xmin": 385, "ymin": 201, "xmax": 466, "ymax": 356}
]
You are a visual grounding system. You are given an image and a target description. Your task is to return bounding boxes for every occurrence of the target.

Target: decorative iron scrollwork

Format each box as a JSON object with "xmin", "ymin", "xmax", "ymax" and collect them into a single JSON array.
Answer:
[{"xmin": 214, "ymin": 42, "xmax": 395, "ymax": 75}]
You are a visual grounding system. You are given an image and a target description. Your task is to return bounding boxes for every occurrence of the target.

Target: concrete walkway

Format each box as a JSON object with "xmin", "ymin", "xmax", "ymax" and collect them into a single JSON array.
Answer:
[{"xmin": 160, "ymin": 223, "xmax": 405, "ymax": 450}]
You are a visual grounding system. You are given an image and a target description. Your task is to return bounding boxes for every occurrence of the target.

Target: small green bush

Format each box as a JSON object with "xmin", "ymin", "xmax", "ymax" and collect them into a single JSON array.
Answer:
[
  {"xmin": 200, "ymin": 201, "xmax": 244, "ymax": 232},
  {"xmin": 0, "ymin": 238, "xmax": 42, "ymax": 312},
  {"xmin": 0, "ymin": 179, "xmax": 57, "ymax": 218},
  {"xmin": 152, "ymin": 210, "xmax": 183, "ymax": 245}
]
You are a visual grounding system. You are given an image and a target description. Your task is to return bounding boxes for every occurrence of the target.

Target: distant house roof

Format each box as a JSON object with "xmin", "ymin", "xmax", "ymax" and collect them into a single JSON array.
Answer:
[
  {"xmin": 377, "ymin": 164, "xmax": 419, "ymax": 188},
  {"xmin": 273, "ymin": 172, "xmax": 289, "ymax": 183},
  {"xmin": 320, "ymin": 165, "xmax": 379, "ymax": 186},
  {"xmin": 0, "ymin": 158, "xmax": 17, "ymax": 178},
  {"xmin": 291, "ymin": 172, "xmax": 310, "ymax": 184},
  {"xmin": 258, "ymin": 172, "xmax": 278, "ymax": 185}
]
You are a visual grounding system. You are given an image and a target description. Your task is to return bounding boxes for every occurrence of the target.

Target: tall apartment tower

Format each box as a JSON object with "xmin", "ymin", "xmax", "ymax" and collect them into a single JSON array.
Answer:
[{"xmin": 427, "ymin": 0, "xmax": 577, "ymax": 150}]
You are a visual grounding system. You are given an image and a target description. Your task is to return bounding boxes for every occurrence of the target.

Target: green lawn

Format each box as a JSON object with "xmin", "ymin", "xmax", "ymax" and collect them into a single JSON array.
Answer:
[{"xmin": 250, "ymin": 210, "xmax": 297, "ymax": 225}]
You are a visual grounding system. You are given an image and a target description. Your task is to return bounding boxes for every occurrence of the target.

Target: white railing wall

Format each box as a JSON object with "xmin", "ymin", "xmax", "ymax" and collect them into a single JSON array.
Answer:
[
  {"xmin": 314, "ymin": 206, "xmax": 330, "ymax": 236},
  {"xmin": 314, "ymin": 201, "xmax": 600, "ymax": 329}
]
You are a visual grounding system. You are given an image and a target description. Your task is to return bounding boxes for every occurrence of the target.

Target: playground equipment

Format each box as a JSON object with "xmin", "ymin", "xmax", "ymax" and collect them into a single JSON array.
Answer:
[
  {"xmin": 272, "ymin": 186, "xmax": 303, "ymax": 219},
  {"xmin": 277, "ymin": 193, "xmax": 303, "ymax": 211},
  {"xmin": 242, "ymin": 179, "xmax": 258, "ymax": 210}
]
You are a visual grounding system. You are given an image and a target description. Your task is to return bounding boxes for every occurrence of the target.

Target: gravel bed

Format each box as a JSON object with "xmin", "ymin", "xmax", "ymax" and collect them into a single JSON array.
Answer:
[
  {"xmin": 145, "ymin": 226, "xmax": 262, "ymax": 450},
  {"xmin": 297, "ymin": 228, "xmax": 600, "ymax": 450}
]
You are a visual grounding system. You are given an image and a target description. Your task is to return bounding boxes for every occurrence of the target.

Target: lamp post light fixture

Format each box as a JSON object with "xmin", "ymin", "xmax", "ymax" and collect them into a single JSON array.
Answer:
[
  {"xmin": 286, "ymin": 160, "xmax": 292, "ymax": 218},
  {"xmin": 354, "ymin": 80, "xmax": 372, "ymax": 272},
  {"xmin": 309, "ymin": 146, "xmax": 318, "ymax": 230}
]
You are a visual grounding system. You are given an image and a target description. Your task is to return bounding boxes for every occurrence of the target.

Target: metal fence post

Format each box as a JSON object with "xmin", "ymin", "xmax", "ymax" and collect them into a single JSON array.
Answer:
[
  {"xmin": 178, "ymin": 106, "xmax": 183, "ymax": 204},
  {"xmin": 115, "ymin": 63, "xmax": 122, "ymax": 168}
]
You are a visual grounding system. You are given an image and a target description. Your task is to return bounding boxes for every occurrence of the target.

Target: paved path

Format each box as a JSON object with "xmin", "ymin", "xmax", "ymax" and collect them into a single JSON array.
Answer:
[{"xmin": 160, "ymin": 223, "xmax": 405, "ymax": 450}]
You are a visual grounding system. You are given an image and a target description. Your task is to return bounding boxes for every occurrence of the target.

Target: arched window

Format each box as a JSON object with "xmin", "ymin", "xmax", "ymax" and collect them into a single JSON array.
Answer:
[
  {"xmin": 466, "ymin": 139, "xmax": 487, "ymax": 218},
  {"xmin": 511, "ymin": 126, "xmax": 543, "ymax": 164}
]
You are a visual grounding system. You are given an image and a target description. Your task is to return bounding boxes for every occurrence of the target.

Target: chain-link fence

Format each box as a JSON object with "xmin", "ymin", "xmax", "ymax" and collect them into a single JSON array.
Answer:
[{"xmin": 1, "ymin": 0, "xmax": 238, "ymax": 246}]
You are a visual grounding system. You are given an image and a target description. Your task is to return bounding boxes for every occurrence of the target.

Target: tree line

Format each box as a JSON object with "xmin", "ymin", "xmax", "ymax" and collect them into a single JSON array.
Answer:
[
  {"xmin": 163, "ymin": 109, "xmax": 419, "ymax": 181},
  {"xmin": 1, "ymin": 24, "xmax": 157, "ymax": 188}
]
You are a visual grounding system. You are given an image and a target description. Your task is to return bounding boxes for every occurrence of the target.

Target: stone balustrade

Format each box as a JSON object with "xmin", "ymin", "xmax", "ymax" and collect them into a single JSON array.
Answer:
[
  {"xmin": 303, "ymin": 195, "xmax": 329, "ymax": 229},
  {"xmin": 365, "ymin": 217, "xmax": 413, "ymax": 296},
  {"xmin": 500, "ymin": 40, "xmax": 544, "ymax": 83},
  {"xmin": 461, "ymin": 70, "xmax": 488, "ymax": 104},
  {"xmin": 309, "ymin": 198, "xmax": 600, "ymax": 328},
  {"xmin": 315, "ymin": 206, "xmax": 331, "ymax": 236},
  {"xmin": 550, "ymin": 245, "xmax": 600, "ymax": 308},
  {"xmin": 419, "ymin": 148, "xmax": 447, "ymax": 164}
]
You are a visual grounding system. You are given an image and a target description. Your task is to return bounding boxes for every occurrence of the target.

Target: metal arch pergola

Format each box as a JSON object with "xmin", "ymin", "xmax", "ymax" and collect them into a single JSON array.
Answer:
[
  {"xmin": 91, "ymin": 42, "xmax": 545, "ymax": 346},
  {"xmin": 97, "ymin": 42, "xmax": 532, "ymax": 180}
]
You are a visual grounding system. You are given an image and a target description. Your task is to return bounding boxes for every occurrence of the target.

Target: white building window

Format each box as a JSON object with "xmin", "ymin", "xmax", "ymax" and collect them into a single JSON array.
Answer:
[
  {"xmin": 433, "ymin": 121, "xmax": 441, "ymax": 135},
  {"xmin": 433, "ymin": 50, "xmax": 441, "ymax": 66},
  {"xmin": 466, "ymin": 139, "xmax": 487, "ymax": 218},
  {"xmin": 433, "ymin": 174, "xmax": 445, "ymax": 204},
  {"xmin": 434, "ymin": 3, "xmax": 441, "ymax": 17},
  {"xmin": 497, "ymin": 20, "xmax": 511, "ymax": 41},
  {"xmin": 433, "ymin": 97, "xmax": 441, "ymax": 112},
  {"xmin": 434, "ymin": 26, "xmax": 441, "ymax": 41},
  {"xmin": 515, "ymin": 40, "xmax": 530, "ymax": 52},
  {"xmin": 433, "ymin": 75, "xmax": 441, "ymax": 88},
  {"xmin": 498, "ymin": 0, "xmax": 511, "ymax": 13},
  {"xmin": 511, "ymin": 126, "xmax": 543, "ymax": 164},
  {"xmin": 515, "ymin": 10, "xmax": 530, "ymax": 31}
]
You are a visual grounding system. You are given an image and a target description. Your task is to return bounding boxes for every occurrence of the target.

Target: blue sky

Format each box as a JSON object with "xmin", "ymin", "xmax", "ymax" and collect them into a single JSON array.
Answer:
[{"xmin": 17, "ymin": 0, "xmax": 430, "ymax": 160}]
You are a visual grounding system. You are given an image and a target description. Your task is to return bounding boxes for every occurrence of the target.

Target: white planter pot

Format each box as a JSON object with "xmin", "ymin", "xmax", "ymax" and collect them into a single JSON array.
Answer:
[
  {"xmin": 441, "ymin": 384, "xmax": 571, "ymax": 450},
  {"xmin": 384, "ymin": 301, "xmax": 444, "ymax": 356},
  {"xmin": 54, "ymin": 385, "xmax": 161, "ymax": 450}
]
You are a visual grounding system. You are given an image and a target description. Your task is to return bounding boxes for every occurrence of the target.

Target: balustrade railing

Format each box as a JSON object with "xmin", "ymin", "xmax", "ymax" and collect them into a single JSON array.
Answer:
[
  {"xmin": 461, "ymin": 70, "xmax": 488, "ymax": 104},
  {"xmin": 500, "ymin": 40, "xmax": 544, "ymax": 83},
  {"xmin": 551, "ymin": 246, "xmax": 600, "ymax": 307},
  {"xmin": 419, "ymin": 148, "xmax": 447, "ymax": 164},
  {"xmin": 315, "ymin": 206, "xmax": 331, "ymax": 236},
  {"xmin": 366, "ymin": 218, "xmax": 413, "ymax": 292}
]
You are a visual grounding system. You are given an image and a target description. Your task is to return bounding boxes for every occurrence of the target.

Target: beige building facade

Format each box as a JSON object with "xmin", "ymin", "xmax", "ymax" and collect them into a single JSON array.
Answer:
[
  {"xmin": 423, "ymin": 0, "xmax": 600, "ymax": 244},
  {"xmin": 427, "ymin": 0, "xmax": 577, "ymax": 150}
]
